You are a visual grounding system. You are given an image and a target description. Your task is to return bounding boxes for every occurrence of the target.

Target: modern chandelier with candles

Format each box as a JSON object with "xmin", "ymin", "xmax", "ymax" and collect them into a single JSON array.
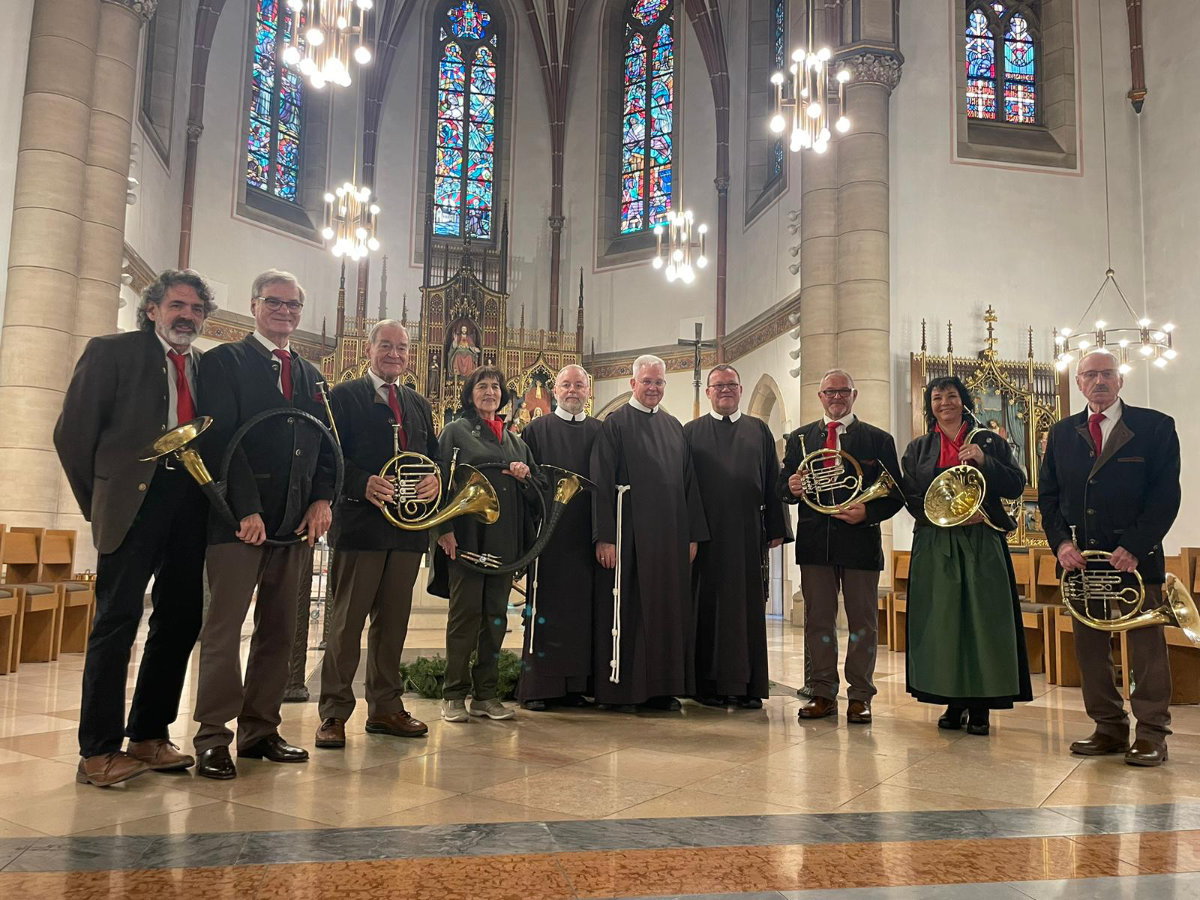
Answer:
[
  {"xmin": 652, "ymin": 210, "xmax": 708, "ymax": 284},
  {"xmin": 322, "ymin": 182, "xmax": 380, "ymax": 261},
  {"xmin": 769, "ymin": 0, "xmax": 850, "ymax": 154},
  {"xmin": 281, "ymin": 0, "xmax": 374, "ymax": 89}
]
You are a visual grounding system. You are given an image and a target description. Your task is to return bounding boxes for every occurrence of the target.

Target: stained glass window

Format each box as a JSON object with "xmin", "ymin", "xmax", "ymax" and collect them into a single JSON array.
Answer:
[
  {"xmin": 621, "ymin": 0, "xmax": 673, "ymax": 235},
  {"xmin": 965, "ymin": 2, "xmax": 1039, "ymax": 125},
  {"xmin": 769, "ymin": 0, "xmax": 787, "ymax": 181},
  {"xmin": 247, "ymin": 0, "xmax": 303, "ymax": 202},
  {"xmin": 432, "ymin": 1, "xmax": 500, "ymax": 238}
]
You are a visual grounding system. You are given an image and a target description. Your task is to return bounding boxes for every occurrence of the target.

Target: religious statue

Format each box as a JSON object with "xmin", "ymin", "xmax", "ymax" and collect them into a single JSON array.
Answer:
[{"xmin": 447, "ymin": 324, "xmax": 480, "ymax": 377}]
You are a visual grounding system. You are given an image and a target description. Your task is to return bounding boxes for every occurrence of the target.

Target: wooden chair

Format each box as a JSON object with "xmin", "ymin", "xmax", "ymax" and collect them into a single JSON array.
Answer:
[
  {"xmin": 39, "ymin": 529, "xmax": 94, "ymax": 654},
  {"xmin": 0, "ymin": 527, "xmax": 66, "ymax": 663},
  {"xmin": 1054, "ymin": 610, "xmax": 1082, "ymax": 687},
  {"xmin": 889, "ymin": 550, "xmax": 910, "ymax": 653},
  {"xmin": 0, "ymin": 586, "xmax": 23, "ymax": 675},
  {"xmin": 1010, "ymin": 552, "xmax": 1033, "ymax": 601},
  {"xmin": 1166, "ymin": 555, "xmax": 1186, "ymax": 584}
]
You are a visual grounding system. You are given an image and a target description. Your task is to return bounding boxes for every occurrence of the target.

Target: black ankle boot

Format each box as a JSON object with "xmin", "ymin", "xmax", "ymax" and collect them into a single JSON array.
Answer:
[
  {"xmin": 966, "ymin": 707, "xmax": 990, "ymax": 735},
  {"xmin": 937, "ymin": 706, "xmax": 968, "ymax": 730}
]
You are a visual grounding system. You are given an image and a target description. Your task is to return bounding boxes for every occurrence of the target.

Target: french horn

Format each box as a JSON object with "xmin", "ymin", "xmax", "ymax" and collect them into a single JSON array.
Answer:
[
  {"xmin": 923, "ymin": 427, "xmax": 1011, "ymax": 532},
  {"xmin": 379, "ymin": 432, "xmax": 500, "ymax": 531},
  {"xmin": 794, "ymin": 433, "xmax": 898, "ymax": 515}
]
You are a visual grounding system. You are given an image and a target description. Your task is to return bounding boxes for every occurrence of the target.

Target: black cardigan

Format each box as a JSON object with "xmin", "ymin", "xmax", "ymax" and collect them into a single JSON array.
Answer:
[{"xmin": 901, "ymin": 426, "xmax": 1025, "ymax": 531}]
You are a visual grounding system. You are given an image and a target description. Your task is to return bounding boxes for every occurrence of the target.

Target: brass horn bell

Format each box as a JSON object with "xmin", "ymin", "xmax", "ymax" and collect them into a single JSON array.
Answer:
[
  {"xmin": 796, "ymin": 447, "xmax": 898, "ymax": 515},
  {"xmin": 379, "ymin": 451, "xmax": 500, "ymax": 531}
]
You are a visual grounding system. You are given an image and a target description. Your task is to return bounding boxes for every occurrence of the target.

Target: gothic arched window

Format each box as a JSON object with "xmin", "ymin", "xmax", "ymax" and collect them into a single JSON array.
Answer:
[
  {"xmin": 247, "ymin": 0, "xmax": 304, "ymax": 202},
  {"xmin": 431, "ymin": 0, "xmax": 502, "ymax": 239},
  {"xmin": 966, "ymin": 1, "xmax": 1040, "ymax": 125},
  {"xmin": 767, "ymin": 0, "xmax": 786, "ymax": 182},
  {"xmin": 619, "ymin": 0, "xmax": 674, "ymax": 235}
]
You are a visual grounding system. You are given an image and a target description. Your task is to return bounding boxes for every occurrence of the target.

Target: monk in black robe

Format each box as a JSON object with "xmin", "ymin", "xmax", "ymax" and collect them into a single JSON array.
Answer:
[
  {"xmin": 592, "ymin": 355, "xmax": 709, "ymax": 710},
  {"xmin": 685, "ymin": 365, "xmax": 791, "ymax": 708},
  {"xmin": 517, "ymin": 365, "xmax": 602, "ymax": 710}
]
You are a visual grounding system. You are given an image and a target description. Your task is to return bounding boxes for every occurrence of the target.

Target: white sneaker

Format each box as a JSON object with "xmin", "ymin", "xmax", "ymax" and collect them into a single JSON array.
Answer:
[
  {"xmin": 441, "ymin": 699, "xmax": 468, "ymax": 722},
  {"xmin": 469, "ymin": 698, "xmax": 515, "ymax": 720}
]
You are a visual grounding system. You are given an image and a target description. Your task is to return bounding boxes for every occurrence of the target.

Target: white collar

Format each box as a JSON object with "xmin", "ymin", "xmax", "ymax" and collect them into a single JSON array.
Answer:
[
  {"xmin": 155, "ymin": 332, "xmax": 193, "ymax": 360},
  {"xmin": 1088, "ymin": 398, "xmax": 1123, "ymax": 422},
  {"xmin": 709, "ymin": 409, "xmax": 742, "ymax": 423},
  {"xmin": 253, "ymin": 330, "xmax": 290, "ymax": 355},
  {"xmin": 822, "ymin": 412, "xmax": 856, "ymax": 430},
  {"xmin": 367, "ymin": 368, "xmax": 400, "ymax": 394},
  {"xmin": 554, "ymin": 406, "xmax": 587, "ymax": 422},
  {"xmin": 628, "ymin": 396, "xmax": 658, "ymax": 414}
]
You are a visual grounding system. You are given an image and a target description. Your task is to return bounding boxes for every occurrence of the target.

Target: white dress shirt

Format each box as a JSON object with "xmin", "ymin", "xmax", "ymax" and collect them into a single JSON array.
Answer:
[
  {"xmin": 367, "ymin": 367, "xmax": 401, "ymax": 405},
  {"xmin": 155, "ymin": 333, "xmax": 196, "ymax": 431},
  {"xmin": 253, "ymin": 330, "xmax": 291, "ymax": 393}
]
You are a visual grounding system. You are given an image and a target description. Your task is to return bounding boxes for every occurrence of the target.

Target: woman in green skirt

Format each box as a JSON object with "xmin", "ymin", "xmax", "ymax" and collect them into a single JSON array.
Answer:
[{"xmin": 900, "ymin": 375, "xmax": 1032, "ymax": 735}]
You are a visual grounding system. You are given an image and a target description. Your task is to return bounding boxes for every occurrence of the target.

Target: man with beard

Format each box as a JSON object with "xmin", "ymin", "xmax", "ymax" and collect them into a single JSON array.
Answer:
[
  {"xmin": 56, "ymin": 269, "xmax": 215, "ymax": 786},
  {"xmin": 516, "ymin": 365, "xmax": 602, "ymax": 710},
  {"xmin": 591, "ymin": 355, "xmax": 708, "ymax": 711},
  {"xmin": 685, "ymin": 365, "xmax": 790, "ymax": 708}
]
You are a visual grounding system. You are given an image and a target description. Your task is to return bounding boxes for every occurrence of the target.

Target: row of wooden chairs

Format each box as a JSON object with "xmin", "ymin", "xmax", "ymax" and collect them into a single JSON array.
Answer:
[
  {"xmin": 0, "ymin": 527, "xmax": 95, "ymax": 675},
  {"xmin": 881, "ymin": 546, "xmax": 1200, "ymax": 705}
]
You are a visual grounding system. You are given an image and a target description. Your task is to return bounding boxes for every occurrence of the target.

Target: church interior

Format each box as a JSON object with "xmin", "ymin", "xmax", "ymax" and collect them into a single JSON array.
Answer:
[{"xmin": 1, "ymin": 0, "xmax": 1199, "ymax": 897}]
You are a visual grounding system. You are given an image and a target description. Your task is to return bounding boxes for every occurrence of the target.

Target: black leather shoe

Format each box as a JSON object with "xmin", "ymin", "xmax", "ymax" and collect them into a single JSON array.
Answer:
[
  {"xmin": 1125, "ymin": 739, "xmax": 1168, "ymax": 767},
  {"xmin": 1070, "ymin": 732, "xmax": 1130, "ymax": 756},
  {"xmin": 737, "ymin": 697, "xmax": 763, "ymax": 710},
  {"xmin": 238, "ymin": 734, "xmax": 309, "ymax": 763},
  {"xmin": 966, "ymin": 708, "xmax": 990, "ymax": 736},
  {"xmin": 521, "ymin": 699, "xmax": 548, "ymax": 711},
  {"xmin": 937, "ymin": 707, "xmax": 968, "ymax": 730},
  {"xmin": 196, "ymin": 746, "xmax": 237, "ymax": 780},
  {"xmin": 641, "ymin": 695, "xmax": 681, "ymax": 711}
]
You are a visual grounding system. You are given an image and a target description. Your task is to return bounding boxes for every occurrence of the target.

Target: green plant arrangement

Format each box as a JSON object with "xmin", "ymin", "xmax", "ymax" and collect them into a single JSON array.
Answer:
[{"xmin": 399, "ymin": 649, "xmax": 523, "ymax": 700}]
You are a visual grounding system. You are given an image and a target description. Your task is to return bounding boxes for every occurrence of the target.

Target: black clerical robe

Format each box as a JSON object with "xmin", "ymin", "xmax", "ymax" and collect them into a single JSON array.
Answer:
[
  {"xmin": 590, "ymin": 403, "xmax": 709, "ymax": 704},
  {"xmin": 685, "ymin": 414, "xmax": 792, "ymax": 699},
  {"xmin": 517, "ymin": 412, "xmax": 603, "ymax": 701}
]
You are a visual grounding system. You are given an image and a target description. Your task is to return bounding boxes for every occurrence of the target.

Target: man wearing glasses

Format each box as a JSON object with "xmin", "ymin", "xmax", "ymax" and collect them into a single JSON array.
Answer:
[
  {"xmin": 1039, "ymin": 348, "xmax": 1180, "ymax": 767},
  {"xmin": 778, "ymin": 369, "xmax": 903, "ymax": 724},
  {"xmin": 192, "ymin": 270, "xmax": 337, "ymax": 779},
  {"xmin": 684, "ymin": 365, "xmax": 791, "ymax": 708}
]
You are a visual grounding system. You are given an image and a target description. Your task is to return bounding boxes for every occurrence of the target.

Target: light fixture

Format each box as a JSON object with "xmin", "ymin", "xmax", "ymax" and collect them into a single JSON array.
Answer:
[
  {"xmin": 652, "ymin": 210, "xmax": 708, "ymax": 284},
  {"xmin": 769, "ymin": 0, "xmax": 850, "ymax": 155},
  {"xmin": 1054, "ymin": 0, "xmax": 1178, "ymax": 374},
  {"xmin": 282, "ymin": 0, "xmax": 374, "ymax": 89},
  {"xmin": 322, "ymin": 182, "xmax": 380, "ymax": 260}
]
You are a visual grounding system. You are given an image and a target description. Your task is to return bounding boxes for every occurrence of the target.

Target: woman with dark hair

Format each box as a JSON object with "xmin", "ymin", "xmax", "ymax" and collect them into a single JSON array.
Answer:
[
  {"xmin": 900, "ymin": 375, "xmax": 1032, "ymax": 735},
  {"xmin": 434, "ymin": 365, "xmax": 540, "ymax": 723}
]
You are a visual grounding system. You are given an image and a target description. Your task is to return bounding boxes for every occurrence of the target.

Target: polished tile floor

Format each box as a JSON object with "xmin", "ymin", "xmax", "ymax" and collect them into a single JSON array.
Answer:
[{"xmin": 1, "ymin": 614, "xmax": 1198, "ymax": 897}]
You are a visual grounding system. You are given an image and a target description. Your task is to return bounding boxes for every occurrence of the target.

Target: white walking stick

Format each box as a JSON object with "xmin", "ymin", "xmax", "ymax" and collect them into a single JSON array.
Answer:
[{"xmin": 609, "ymin": 484, "xmax": 631, "ymax": 684}]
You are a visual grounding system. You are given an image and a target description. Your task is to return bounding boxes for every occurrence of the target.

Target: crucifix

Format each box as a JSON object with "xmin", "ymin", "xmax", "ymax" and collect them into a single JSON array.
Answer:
[{"xmin": 678, "ymin": 321, "xmax": 716, "ymax": 421}]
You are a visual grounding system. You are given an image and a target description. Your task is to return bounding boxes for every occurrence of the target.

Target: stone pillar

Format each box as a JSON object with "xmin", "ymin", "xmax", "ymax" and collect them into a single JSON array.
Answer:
[
  {"xmin": 0, "ymin": 0, "xmax": 100, "ymax": 531},
  {"xmin": 797, "ymin": 147, "xmax": 838, "ymax": 426}
]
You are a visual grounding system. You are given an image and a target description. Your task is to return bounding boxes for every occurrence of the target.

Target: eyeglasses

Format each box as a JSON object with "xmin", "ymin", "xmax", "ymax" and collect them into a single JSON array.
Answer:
[
  {"xmin": 819, "ymin": 388, "xmax": 853, "ymax": 398},
  {"xmin": 256, "ymin": 296, "xmax": 304, "ymax": 312},
  {"xmin": 708, "ymin": 382, "xmax": 741, "ymax": 392},
  {"xmin": 1079, "ymin": 369, "xmax": 1119, "ymax": 381}
]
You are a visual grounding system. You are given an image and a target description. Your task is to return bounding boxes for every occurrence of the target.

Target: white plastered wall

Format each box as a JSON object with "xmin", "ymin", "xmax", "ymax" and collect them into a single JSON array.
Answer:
[{"xmin": 0, "ymin": 1, "xmax": 37, "ymax": 338}]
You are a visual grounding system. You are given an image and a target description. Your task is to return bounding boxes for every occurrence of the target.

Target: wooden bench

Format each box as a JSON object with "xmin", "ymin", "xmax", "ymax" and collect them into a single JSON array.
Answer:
[
  {"xmin": 40, "ymin": 529, "xmax": 94, "ymax": 654},
  {"xmin": 0, "ymin": 586, "xmax": 22, "ymax": 675},
  {"xmin": 889, "ymin": 551, "xmax": 910, "ymax": 653},
  {"xmin": 0, "ymin": 527, "xmax": 66, "ymax": 663},
  {"xmin": 1020, "ymin": 602, "xmax": 1057, "ymax": 676}
]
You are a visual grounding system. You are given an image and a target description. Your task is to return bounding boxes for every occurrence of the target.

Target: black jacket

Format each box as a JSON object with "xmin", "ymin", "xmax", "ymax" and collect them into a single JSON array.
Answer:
[
  {"xmin": 197, "ymin": 335, "xmax": 336, "ymax": 544},
  {"xmin": 327, "ymin": 375, "xmax": 439, "ymax": 552},
  {"xmin": 777, "ymin": 418, "xmax": 904, "ymax": 570},
  {"xmin": 901, "ymin": 426, "xmax": 1025, "ymax": 531},
  {"xmin": 1038, "ymin": 403, "xmax": 1180, "ymax": 583}
]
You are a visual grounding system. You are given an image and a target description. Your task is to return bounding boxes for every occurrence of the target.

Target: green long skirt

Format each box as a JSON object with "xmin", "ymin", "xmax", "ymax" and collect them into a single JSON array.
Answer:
[{"xmin": 905, "ymin": 524, "xmax": 1033, "ymax": 708}]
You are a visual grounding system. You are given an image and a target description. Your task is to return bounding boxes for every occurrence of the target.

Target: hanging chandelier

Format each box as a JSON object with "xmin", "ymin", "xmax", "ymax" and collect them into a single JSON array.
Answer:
[
  {"xmin": 652, "ymin": 210, "xmax": 707, "ymax": 284},
  {"xmin": 769, "ymin": 0, "xmax": 850, "ymax": 154},
  {"xmin": 281, "ymin": 0, "xmax": 373, "ymax": 89},
  {"xmin": 1053, "ymin": 0, "xmax": 1178, "ymax": 374},
  {"xmin": 322, "ymin": 182, "xmax": 380, "ymax": 261}
]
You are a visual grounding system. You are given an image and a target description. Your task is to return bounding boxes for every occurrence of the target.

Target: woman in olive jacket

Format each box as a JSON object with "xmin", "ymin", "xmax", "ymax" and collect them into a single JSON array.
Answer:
[{"xmin": 434, "ymin": 366, "xmax": 541, "ymax": 723}]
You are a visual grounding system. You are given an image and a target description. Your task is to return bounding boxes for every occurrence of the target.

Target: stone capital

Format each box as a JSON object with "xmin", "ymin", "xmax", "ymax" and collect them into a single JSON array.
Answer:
[
  {"xmin": 101, "ymin": 0, "xmax": 158, "ymax": 23},
  {"xmin": 840, "ymin": 50, "xmax": 904, "ymax": 92},
  {"xmin": 713, "ymin": 175, "xmax": 730, "ymax": 195},
  {"xmin": 186, "ymin": 121, "xmax": 204, "ymax": 141},
  {"xmin": 547, "ymin": 214, "xmax": 565, "ymax": 233}
]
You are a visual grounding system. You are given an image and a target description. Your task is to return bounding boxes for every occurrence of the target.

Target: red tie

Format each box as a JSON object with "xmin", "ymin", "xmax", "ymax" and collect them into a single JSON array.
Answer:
[
  {"xmin": 387, "ymin": 383, "xmax": 407, "ymax": 450},
  {"xmin": 823, "ymin": 421, "xmax": 840, "ymax": 467},
  {"xmin": 168, "ymin": 350, "xmax": 195, "ymax": 424},
  {"xmin": 273, "ymin": 349, "xmax": 293, "ymax": 400},
  {"xmin": 1088, "ymin": 412, "xmax": 1105, "ymax": 456}
]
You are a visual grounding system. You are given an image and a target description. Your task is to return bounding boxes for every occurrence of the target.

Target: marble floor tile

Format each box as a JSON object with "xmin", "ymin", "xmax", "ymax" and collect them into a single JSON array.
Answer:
[
  {"xmin": 1008, "ymin": 872, "xmax": 1200, "ymax": 899},
  {"xmin": 880, "ymin": 749, "xmax": 1081, "ymax": 807},
  {"xmin": 757, "ymin": 744, "xmax": 922, "ymax": 782},
  {"xmin": 68, "ymin": 801, "xmax": 329, "ymax": 836},
  {"xmin": 370, "ymin": 748, "xmax": 553, "ymax": 792},
  {"xmin": 0, "ymin": 727, "xmax": 85, "ymax": 760},
  {"xmin": 470, "ymin": 768, "xmax": 676, "ymax": 818},
  {"xmin": 688, "ymin": 762, "xmax": 877, "ymax": 812},
  {"xmin": 170, "ymin": 758, "xmax": 346, "ymax": 801},
  {"xmin": 600, "ymin": 787, "xmax": 812, "ymax": 820},
  {"xmin": 560, "ymin": 747, "xmax": 740, "ymax": 788},
  {"xmin": 359, "ymin": 794, "xmax": 582, "ymax": 827},
  {"xmin": 0, "ymin": 864, "xmax": 269, "ymax": 898},
  {"xmin": 777, "ymin": 885, "xmax": 1031, "ymax": 899},
  {"xmin": 0, "ymin": 713, "xmax": 77, "ymax": 739},
  {"xmin": 835, "ymin": 783, "xmax": 1024, "ymax": 813}
]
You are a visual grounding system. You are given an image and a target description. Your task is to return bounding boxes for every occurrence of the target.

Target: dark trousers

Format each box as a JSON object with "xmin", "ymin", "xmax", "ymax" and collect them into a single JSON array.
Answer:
[
  {"xmin": 192, "ymin": 541, "xmax": 309, "ymax": 752},
  {"xmin": 79, "ymin": 466, "xmax": 206, "ymax": 758},
  {"xmin": 319, "ymin": 549, "xmax": 420, "ymax": 720},
  {"xmin": 1074, "ymin": 583, "xmax": 1172, "ymax": 745},
  {"xmin": 444, "ymin": 565, "xmax": 512, "ymax": 701},
  {"xmin": 799, "ymin": 565, "xmax": 881, "ymax": 703}
]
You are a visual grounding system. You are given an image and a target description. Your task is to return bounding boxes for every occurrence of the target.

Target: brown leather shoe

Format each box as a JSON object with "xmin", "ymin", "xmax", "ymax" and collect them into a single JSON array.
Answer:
[
  {"xmin": 127, "ymin": 739, "xmax": 194, "ymax": 771},
  {"xmin": 797, "ymin": 696, "xmax": 837, "ymax": 719},
  {"xmin": 366, "ymin": 709, "xmax": 429, "ymax": 737},
  {"xmin": 315, "ymin": 717, "xmax": 346, "ymax": 748},
  {"xmin": 1070, "ymin": 732, "xmax": 1130, "ymax": 756},
  {"xmin": 847, "ymin": 700, "xmax": 872, "ymax": 724},
  {"xmin": 76, "ymin": 751, "xmax": 150, "ymax": 787},
  {"xmin": 1125, "ymin": 739, "xmax": 1168, "ymax": 767}
]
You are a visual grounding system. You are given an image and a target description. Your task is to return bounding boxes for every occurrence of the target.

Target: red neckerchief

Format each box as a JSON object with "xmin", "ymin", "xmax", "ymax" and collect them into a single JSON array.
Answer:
[
  {"xmin": 936, "ymin": 422, "xmax": 968, "ymax": 467},
  {"xmin": 482, "ymin": 417, "xmax": 505, "ymax": 442}
]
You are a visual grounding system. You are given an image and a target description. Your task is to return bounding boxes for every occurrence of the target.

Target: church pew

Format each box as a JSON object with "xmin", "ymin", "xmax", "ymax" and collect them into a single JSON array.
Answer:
[
  {"xmin": 0, "ymin": 586, "xmax": 22, "ymax": 675},
  {"xmin": 39, "ymin": 529, "xmax": 94, "ymax": 655},
  {"xmin": 888, "ymin": 551, "xmax": 910, "ymax": 653},
  {"xmin": 0, "ymin": 527, "xmax": 66, "ymax": 663}
]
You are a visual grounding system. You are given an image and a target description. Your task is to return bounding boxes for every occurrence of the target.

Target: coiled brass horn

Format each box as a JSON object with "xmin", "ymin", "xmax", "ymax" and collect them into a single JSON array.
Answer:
[
  {"xmin": 922, "ymin": 427, "xmax": 1009, "ymax": 532},
  {"xmin": 1060, "ymin": 550, "xmax": 1200, "ymax": 646},
  {"xmin": 379, "ymin": 428, "xmax": 499, "ymax": 531},
  {"xmin": 794, "ymin": 433, "xmax": 899, "ymax": 515}
]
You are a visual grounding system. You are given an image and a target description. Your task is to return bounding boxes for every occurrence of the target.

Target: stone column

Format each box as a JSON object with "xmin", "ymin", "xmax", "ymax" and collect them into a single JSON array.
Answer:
[
  {"xmin": 0, "ymin": 0, "xmax": 100, "ymax": 531},
  {"xmin": 797, "ymin": 147, "xmax": 838, "ymax": 426}
]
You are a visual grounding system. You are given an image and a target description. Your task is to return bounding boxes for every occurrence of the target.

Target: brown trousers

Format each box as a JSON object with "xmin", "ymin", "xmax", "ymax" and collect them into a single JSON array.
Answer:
[
  {"xmin": 192, "ymin": 541, "xmax": 310, "ymax": 752},
  {"xmin": 799, "ymin": 565, "xmax": 881, "ymax": 703},
  {"xmin": 318, "ymin": 549, "xmax": 421, "ymax": 721},
  {"xmin": 1073, "ymin": 583, "xmax": 1172, "ymax": 744}
]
